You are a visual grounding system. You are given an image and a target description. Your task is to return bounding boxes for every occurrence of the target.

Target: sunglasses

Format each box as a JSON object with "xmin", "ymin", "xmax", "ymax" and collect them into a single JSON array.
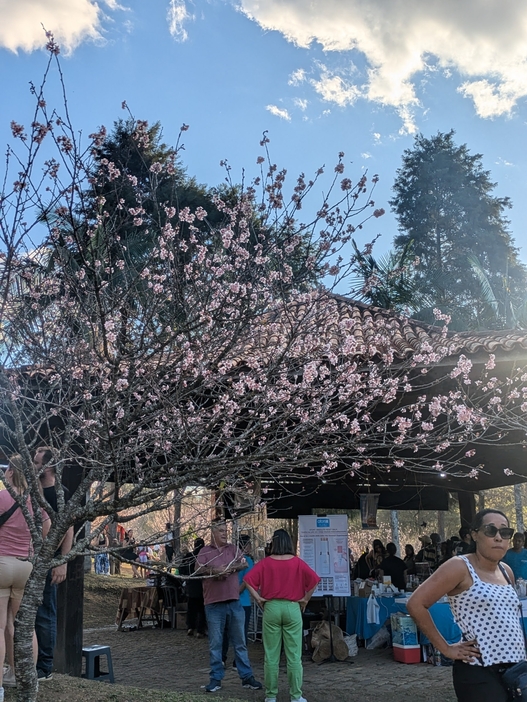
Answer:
[{"xmin": 475, "ymin": 525, "xmax": 514, "ymax": 540}]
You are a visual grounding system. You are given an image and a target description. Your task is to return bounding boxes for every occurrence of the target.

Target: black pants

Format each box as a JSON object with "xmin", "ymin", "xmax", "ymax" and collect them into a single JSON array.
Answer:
[
  {"xmin": 453, "ymin": 661, "xmax": 509, "ymax": 702},
  {"xmin": 187, "ymin": 596, "xmax": 206, "ymax": 634}
]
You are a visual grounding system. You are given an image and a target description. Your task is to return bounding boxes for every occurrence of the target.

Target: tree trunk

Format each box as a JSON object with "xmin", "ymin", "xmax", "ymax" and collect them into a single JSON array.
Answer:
[
  {"xmin": 84, "ymin": 519, "xmax": 92, "ymax": 573},
  {"xmin": 173, "ymin": 490, "xmax": 182, "ymax": 556},
  {"xmin": 13, "ymin": 563, "xmax": 49, "ymax": 702},
  {"xmin": 514, "ymin": 484, "xmax": 525, "ymax": 533},
  {"xmin": 390, "ymin": 510, "xmax": 401, "ymax": 556},
  {"xmin": 438, "ymin": 510, "xmax": 445, "ymax": 541},
  {"xmin": 287, "ymin": 518, "xmax": 299, "ymax": 553}
]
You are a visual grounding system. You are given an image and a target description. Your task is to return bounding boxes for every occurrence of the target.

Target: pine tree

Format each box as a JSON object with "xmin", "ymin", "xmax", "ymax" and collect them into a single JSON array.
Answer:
[{"xmin": 390, "ymin": 130, "xmax": 527, "ymax": 330}]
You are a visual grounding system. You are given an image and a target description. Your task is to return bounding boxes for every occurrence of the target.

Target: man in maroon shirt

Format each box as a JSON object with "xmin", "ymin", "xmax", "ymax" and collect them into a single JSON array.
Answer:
[{"xmin": 196, "ymin": 521, "xmax": 262, "ymax": 693}]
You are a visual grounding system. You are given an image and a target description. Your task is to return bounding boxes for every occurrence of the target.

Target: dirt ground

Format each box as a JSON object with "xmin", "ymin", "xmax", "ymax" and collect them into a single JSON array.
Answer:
[{"xmin": 81, "ymin": 571, "xmax": 456, "ymax": 702}]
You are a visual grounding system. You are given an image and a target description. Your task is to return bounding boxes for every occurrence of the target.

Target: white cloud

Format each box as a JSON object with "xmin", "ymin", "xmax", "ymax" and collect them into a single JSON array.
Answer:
[
  {"xmin": 288, "ymin": 68, "xmax": 306, "ymax": 85},
  {"xmin": 238, "ymin": 0, "xmax": 527, "ymax": 129},
  {"xmin": 266, "ymin": 104, "xmax": 291, "ymax": 121},
  {"xmin": 103, "ymin": 0, "xmax": 126, "ymax": 9},
  {"xmin": 0, "ymin": 0, "xmax": 104, "ymax": 53},
  {"xmin": 167, "ymin": 0, "xmax": 193, "ymax": 42},
  {"xmin": 293, "ymin": 97, "xmax": 308, "ymax": 111},
  {"xmin": 361, "ymin": 152, "xmax": 371, "ymax": 159},
  {"xmin": 310, "ymin": 68, "xmax": 361, "ymax": 108}
]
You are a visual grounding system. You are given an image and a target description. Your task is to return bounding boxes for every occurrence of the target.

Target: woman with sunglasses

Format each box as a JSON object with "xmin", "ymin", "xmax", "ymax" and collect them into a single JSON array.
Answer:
[{"xmin": 407, "ymin": 509, "xmax": 525, "ymax": 702}]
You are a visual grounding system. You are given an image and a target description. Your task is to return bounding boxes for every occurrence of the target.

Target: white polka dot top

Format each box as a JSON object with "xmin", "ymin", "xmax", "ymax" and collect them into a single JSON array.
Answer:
[{"xmin": 448, "ymin": 555, "xmax": 525, "ymax": 666}]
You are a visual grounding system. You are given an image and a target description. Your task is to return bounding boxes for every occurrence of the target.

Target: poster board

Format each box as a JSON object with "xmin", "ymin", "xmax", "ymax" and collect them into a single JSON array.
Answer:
[{"xmin": 298, "ymin": 515, "xmax": 351, "ymax": 597}]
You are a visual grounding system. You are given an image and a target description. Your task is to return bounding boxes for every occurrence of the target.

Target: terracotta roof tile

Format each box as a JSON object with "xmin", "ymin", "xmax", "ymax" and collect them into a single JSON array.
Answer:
[{"xmin": 330, "ymin": 294, "xmax": 527, "ymax": 360}]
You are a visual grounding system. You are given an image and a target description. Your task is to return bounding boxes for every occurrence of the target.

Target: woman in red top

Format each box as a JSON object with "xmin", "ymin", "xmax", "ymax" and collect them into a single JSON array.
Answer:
[{"xmin": 244, "ymin": 529, "xmax": 319, "ymax": 702}]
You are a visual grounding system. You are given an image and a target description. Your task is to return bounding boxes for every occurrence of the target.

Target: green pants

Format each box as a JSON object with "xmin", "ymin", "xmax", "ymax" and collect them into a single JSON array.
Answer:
[{"xmin": 262, "ymin": 599, "xmax": 303, "ymax": 700}]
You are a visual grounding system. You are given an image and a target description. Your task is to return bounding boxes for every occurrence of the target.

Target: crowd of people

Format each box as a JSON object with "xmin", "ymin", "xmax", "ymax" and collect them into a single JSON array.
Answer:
[
  {"xmin": 351, "ymin": 527, "xmax": 478, "ymax": 587},
  {"xmin": 91, "ymin": 523, "xmax": 172, "ymax": 578}
]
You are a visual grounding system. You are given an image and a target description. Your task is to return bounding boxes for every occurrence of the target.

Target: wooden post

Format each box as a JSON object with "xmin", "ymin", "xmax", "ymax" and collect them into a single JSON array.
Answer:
[
  {"xmin": 54, "ymin": 556, "xmax": 84, "ymax": 676},
  {"xmin": 458, "ymin": 491, "xmax": 476, "ymax": 528},
  {"xmin": 55, "ymin": 463, "xmax": 84, "ymax": 676}
]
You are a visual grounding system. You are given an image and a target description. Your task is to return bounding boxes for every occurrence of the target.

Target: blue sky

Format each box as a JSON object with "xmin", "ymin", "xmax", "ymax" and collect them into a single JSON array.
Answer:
[{"xmin": 2, "ymin": 0, "xmax": 527, "ymax": 274}]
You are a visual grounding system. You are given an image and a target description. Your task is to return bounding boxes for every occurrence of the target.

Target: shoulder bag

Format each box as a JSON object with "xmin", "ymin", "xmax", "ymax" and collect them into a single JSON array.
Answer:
[
  {"xmin": 498, "ymin": 563, "xmax": 527, "ymax": 700},
  {"xmin": 0, "ymin": 500, "xmax": 20, "ymax": 529}
]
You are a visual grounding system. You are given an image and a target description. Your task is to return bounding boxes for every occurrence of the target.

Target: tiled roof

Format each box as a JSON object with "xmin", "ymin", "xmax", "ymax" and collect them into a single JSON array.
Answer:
[{"xmin": 330, "ymin": 294, "xmax": 527, "ymax": 361}]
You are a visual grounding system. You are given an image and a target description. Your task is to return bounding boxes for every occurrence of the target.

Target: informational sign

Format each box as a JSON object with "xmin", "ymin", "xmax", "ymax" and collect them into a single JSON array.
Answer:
[{"xmin": 298, "ymin": 515, "xmax": 351, "ymax": 597}]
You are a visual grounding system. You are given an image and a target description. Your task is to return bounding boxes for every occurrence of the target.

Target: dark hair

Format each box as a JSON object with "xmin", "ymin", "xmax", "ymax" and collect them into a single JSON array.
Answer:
[
  {"xmin": 459, "ymin": 526, "xmax": 471, "ymax": 540},
  {"xmin": 34, "ymin": 446, "xmax": 54, "ymax": 470},
  {"xmin": 165, "ymin": 522, "xmax": 172, "ymax": 530},
  {"xmin": 404, "ymin": 544, "xmax": 415, "ymax": 557},
  {"xmin": 386, "ymin": 542, "xmax": 397, "ymax": 556},
  {"xmin": 441, "ymin": 541, "xmax": 453, "ymax": 558},
  {"xmin": 193, "ymin": 537, "xmax": 205, "ymax": 553},
  {"xmin": 372, "ymin": 539, "xmax": 384, "ymax": 552},
  {"xmin": 470, "ymin": 509, "xmax": 509, "ymax": 553},
  {"xmin": 471, "ymin": 508, "xmax": 509, "ymax": 531},
  {"xmin": 270, "ymin": 529, "xmax": 295, "ymax": 556}
]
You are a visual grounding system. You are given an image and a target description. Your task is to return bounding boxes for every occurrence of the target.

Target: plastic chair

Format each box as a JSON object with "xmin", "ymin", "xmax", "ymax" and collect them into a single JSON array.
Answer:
[{"xmin": 82, "ymin": 645, "xmax": 115, "ymax": 683}]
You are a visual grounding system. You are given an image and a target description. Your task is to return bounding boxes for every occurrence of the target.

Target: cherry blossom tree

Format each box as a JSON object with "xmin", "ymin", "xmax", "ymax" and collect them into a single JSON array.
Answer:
[{"xmin": 1, "ymin": 38, "xmax": 527, "ymax": 701}]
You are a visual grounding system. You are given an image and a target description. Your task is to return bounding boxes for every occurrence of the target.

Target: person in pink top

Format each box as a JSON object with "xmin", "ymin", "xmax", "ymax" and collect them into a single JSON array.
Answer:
[
  {"xmin": 244, "ymin": 528, "xmax": 320, "ymax": 702},
  {"xmin": 0, "ymin": 455, "xmax": 49, "ymax": 698}
]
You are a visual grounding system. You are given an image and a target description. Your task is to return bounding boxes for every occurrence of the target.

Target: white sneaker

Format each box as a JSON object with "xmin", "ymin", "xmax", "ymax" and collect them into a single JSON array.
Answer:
[{"xmin": 2, "ymin": 666, "xmax": 16, "ymax": 687}]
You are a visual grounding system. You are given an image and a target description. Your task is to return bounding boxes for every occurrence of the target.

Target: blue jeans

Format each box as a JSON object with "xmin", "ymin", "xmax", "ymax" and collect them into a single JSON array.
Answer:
[
  {"xmin": 222, "ymin": 605, "xmax": 252, "ymax": 660},
  {"xmin": 35, "ymin": 570, "xmax": 57, "ymax": 675},
  {"xmin": 205, "ymin": 600, "xmax": 253, "ymax": 682},
  {"xmin": 95, "ymin": 553, "xmax": 109, "ymax": 575}
]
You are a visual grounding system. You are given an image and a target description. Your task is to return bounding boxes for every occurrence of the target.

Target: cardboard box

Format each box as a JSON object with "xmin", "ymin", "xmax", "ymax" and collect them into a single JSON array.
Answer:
[
  {"xmin": 357, "ymin": 583, "xmax": 373, "ymax": 598},
  {"xmin": 392, "ymin": 643, "xmax": 421, "ymax": 664}
]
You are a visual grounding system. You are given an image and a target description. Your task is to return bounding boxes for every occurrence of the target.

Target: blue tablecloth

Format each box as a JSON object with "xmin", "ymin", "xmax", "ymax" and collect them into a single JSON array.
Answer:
[{"xmin": 346, "ymin": 596, "xmax": 462, "ymax": 644}]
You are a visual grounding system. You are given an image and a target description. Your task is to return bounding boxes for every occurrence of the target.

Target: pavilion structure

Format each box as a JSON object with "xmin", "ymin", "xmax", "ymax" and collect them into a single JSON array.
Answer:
[{"xmin": 258, "ymin": 296, "xmax": 527, "ymax": 526}]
